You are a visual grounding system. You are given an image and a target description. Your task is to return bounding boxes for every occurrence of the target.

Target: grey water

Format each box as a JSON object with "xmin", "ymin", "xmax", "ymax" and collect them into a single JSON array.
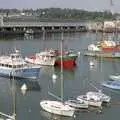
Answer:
[{"xmin": 0, "ymin": 32, "xmax": 120, "ymax": 120}]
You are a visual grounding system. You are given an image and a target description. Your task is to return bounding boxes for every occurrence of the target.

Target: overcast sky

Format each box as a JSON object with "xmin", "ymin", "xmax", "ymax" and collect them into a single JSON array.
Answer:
[{"xmin": 0, "ymin": 0, "xmax": 120, "ymax": 12}]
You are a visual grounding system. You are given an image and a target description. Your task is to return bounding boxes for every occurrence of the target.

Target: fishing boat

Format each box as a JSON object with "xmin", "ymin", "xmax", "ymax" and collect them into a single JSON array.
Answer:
[
  {"xmin": 76, "ymin": 95, "xmax": 102, "ymax": 107},
  {"xmin": 25, "ymin": 49, "xmax": 56, "ymax": 66},
  {"xmin": 83, "ymin": 40, "xmax": 120, "ymax": 58},
  {"xmin": 40, "ymin": 33, "xmax": 75, "ymax": 117},
  {"xmin": 86, "ymin": 91, "xmax": 111, "ymax": 103},
  {"xmin": 64, "ymin": 99, "xmax": 88, "ymax": 109},
  {"xmin": 55, "ymin": 32, "xmax": 78, "ymax": 68},
  {"xmin": 25, "ymin": 49, "xmax": 78, "ymax": 68},
  {"xmin": 102, "ymin": 81, "xmax": 120, "ymax": 90},
  {"xmin": 0, "ymin": 49, "xmax": 41, "ymax": 79},
  {"xmin": 55, "ymin": 49, "xmax": 78, "ymax": 68},
  {"xmin": 109, "ymin": 73, "xmax": 120, "ymax": 81}
]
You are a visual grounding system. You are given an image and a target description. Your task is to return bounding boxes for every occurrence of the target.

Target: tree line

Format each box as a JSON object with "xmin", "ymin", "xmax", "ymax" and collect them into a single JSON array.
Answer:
[{"xmin": 0, "ymin": 8, "xmax": 116, "ymax": 21}]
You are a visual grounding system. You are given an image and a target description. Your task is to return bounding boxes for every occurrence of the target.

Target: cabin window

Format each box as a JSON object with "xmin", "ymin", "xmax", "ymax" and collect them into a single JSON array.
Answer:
[
  {"xmin": 1, "ymin": 64, "xmax": 4, "ymax": 66},
  {"xmin": 4, "ymin": 64, "xmax": 8, "ymax": 67},
  {"xmin": 11, "ymin": 55, "xmax": 15, "ymax": 59},
  {"xmin": 12, "ymin": 65, "xmax": 17, "ymax": 68},
  {"xmin": 9, "ymin": 65, "xmax": 13, "ymax": 68}
]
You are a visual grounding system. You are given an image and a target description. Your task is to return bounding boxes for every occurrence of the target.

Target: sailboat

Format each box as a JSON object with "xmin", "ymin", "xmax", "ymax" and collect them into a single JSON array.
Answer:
[{"xmin": 40, "ymin": 32, "xmax": 75, "ymax": 117}]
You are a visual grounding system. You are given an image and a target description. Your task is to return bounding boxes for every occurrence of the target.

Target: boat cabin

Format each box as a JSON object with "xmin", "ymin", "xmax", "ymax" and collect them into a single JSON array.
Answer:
[{"xmin": 0, "ymin": 50, "xmax": 26, "ymax": 68}]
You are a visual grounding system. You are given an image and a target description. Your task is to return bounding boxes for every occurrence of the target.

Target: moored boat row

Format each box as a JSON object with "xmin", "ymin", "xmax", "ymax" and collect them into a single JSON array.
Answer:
[
  {"xmin": 25, "ymin": 49, "xmax": 78, "ymax": 68},
  {"xmin": 83, "ymin": 40, "xmax": 120, "ymax": 58},
  {"xmin": 0, "ymin": 48, "xmax": 78, "ymax": 80}
]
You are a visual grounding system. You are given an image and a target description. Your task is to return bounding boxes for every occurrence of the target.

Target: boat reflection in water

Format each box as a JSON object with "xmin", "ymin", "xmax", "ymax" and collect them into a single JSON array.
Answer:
[
  {"xmin": 10, "ymin": 78, "xmax": 41, "ymax": 95},
  {"xmin": 40, "ymin": 66, "xmax": 76, "ymax": 81}
]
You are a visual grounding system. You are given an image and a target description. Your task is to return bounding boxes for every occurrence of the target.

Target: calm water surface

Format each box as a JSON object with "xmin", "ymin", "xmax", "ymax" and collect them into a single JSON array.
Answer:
[{"xmin": 0, "ymin": 32, "xmax": 120, "ymax": 120}]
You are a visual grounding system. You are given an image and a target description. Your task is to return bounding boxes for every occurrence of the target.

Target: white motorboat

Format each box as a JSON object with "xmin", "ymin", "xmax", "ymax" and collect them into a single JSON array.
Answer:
[
  {"xmin": 64, "ymin": 99, "xmax": 88, "ymax": 109},
  {"xmin": 25, "ymin": 49, "xmax": 56, "ymax": 66},
  {"xmin": 76, "ymin": 95, "xmax": 102, "ymax": 107},
  {"xmin": 0, "ymin": 49, "xmax": 41, "ymax": 79},
  {"xmin": 86, "ymin": 91, "xmax": 111, "ymax": 103}
]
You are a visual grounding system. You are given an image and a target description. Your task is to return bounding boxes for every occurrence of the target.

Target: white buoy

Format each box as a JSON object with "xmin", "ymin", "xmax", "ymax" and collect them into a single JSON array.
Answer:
[
  {"xmin": 78, "ymin": 51, "xmax": 81, "ymax": 55},
  {"xmin": 52, "ymin": 74, "xmax": 57, "ymax": 80},
  {"xmin": 89, "ymin": 61, "xmax": 94, "ymax": 66},
  {"xmin": 21, "ymin": 83, "xmax": 27, "ymax": 91},
  {"xmin": 21, "ymin": 83, "xmax": 27, "ymax": 95}
]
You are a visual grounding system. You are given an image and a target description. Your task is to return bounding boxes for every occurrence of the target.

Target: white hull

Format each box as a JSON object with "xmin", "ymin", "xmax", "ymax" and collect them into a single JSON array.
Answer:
[
  {"xmin": 86, "ymin": 91, "xmax": 111, "ymax": 103},
  {"xmin": 0, "ymin": 50, "xmax": 40, "ymax": 79},
  {"xmin": 25, "ymin": 57, "xmax": 55, "ymax": 66},
  {"xmin": 77, "ymin": 95, "xmax": 102, "ymax": 107},
  {"xmin": 40, "ymin": 100, "xmax": 75, "ymax": 117},
  {"xmin": 109, "ymin": 75, "xmax": 120, "ymax": 81}
]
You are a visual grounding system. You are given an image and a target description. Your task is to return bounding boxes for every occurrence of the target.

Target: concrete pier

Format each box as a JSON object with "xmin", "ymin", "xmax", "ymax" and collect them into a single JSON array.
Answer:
[{"xmin": 0, "ymin": 16, "xmax": 88, "ymax": 35}]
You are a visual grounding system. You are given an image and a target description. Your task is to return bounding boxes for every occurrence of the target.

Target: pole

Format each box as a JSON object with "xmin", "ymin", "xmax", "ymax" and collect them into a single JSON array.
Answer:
[{"xmin": 60, "ymin": 32, "xmax": 64, "ymax": 102}]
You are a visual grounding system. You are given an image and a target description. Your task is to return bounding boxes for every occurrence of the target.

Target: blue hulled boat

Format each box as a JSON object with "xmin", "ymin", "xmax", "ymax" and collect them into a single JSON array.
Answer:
[
  {"xmin": 102, "ymin": 81, "xmax": 120, "ymax": 90},
  {"xmin": 0, "ymin": 49, "xmax": 41, "ymax": 79}
]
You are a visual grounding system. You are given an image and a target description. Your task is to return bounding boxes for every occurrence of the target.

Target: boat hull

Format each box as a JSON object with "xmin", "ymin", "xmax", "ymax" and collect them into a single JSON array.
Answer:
[
  {"xmin": 109, "ymin": 75, "xmax": 120, "ymax": 81},
  {"xmin": 86, "ymin": 91, "xmax": 111, "ymax": 103},
  {"xmin": 40, "ymin": 100, "xmax": 75, "ymax": 117},
  {"xmin": 0, "ymin": 66, "xmax": 40, "ymax": 79},
  {"xmin": 102, "ymin": 81, "xmax": 120, "ymax": 90},
  {"xmin": 83, "ymin": 50, "xmax": 120, "ymax": 59},
  {"xmin": 25, "ymin": 57, "xmax": 56, "ymax": 66},
  {"xmin": 77, "ymin": 95, "xmax": 102, "ymax": 107},
  {"xmin": 55, "ymin": 55, "xmax": 77, "ymax": 68}
]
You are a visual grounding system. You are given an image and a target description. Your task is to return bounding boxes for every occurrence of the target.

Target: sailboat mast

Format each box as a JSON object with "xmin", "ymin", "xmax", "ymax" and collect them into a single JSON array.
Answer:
[
  {"xmin": 60, "ymin": 32, "xmax": 64, "ymax": 102},
  {"xmin": 12, "ymin": 73, "xmax": 16, "ymax": 120}
]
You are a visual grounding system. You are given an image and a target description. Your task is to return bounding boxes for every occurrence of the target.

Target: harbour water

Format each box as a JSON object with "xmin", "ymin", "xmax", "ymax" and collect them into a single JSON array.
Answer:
[{"xmin": 0, "ymin": 32, "xmax": 120, "ymax": 120}]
